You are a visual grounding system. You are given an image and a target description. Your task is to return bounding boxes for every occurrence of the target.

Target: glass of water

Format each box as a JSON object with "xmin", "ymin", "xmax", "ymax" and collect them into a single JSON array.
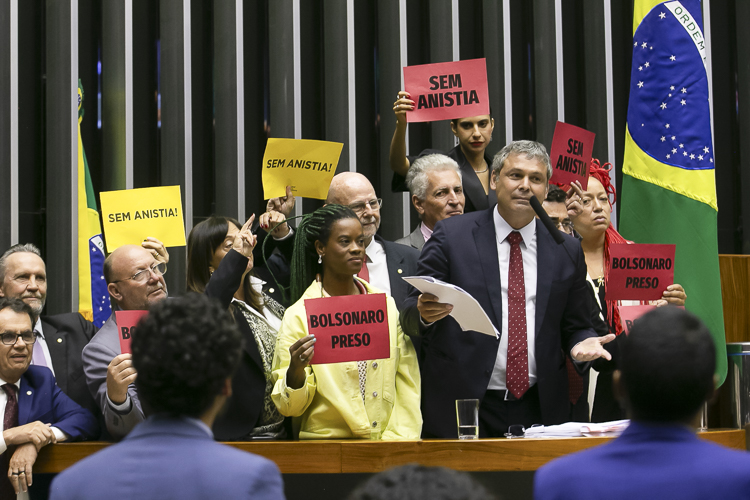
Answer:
[{"xmin": 456, "ymin": 399, "xmax": 479, "ymax": 439}]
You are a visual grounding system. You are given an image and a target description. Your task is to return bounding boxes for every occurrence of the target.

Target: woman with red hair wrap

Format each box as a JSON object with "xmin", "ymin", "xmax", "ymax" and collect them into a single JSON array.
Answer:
[{"xmin": 568, "ymin": 160, "xmax": 687, "ymax": 422}]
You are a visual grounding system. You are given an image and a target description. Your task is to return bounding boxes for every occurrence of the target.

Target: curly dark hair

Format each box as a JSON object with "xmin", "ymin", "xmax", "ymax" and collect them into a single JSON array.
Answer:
[
  {"xmin": 131, "ymin": 292, "xmax": 243, "ymax": 418},
  {"xmin": 347, "ymin": 464, "xmax": 497, "ymax": 500}
]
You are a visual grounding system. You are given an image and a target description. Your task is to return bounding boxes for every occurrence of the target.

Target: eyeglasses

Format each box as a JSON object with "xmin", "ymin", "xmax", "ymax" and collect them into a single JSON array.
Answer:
[
  {"xmin": 112, "ymin": 262, "xmax": 167, "ymax": 284},
  {"xmin": 551, "ymin": 219, "xmax": 574, "ymax": 235},
  {"xmin": 347, "ymin": 198, "xmax": 383, "ymax": 215},
  {"xmin": 0, "ymin": 331, "xmax": 37, "ymax": 346}
]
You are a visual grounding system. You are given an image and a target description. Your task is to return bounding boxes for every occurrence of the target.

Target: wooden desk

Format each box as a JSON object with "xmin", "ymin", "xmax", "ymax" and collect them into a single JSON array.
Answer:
[{"xmin": 34, "ymin": 429, "xmax": 745, "ymax": 474}]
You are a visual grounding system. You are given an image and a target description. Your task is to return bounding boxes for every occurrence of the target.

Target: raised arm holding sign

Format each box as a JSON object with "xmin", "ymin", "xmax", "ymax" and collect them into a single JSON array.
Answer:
[{"xmin": 262, "ymin": 139, "xmax": 343, "ymax": 200}]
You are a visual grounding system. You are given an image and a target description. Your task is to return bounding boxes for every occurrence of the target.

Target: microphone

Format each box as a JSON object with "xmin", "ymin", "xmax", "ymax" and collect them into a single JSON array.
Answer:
[{"xmin": 529, "ymin": 195, "xmax": 565, "ymax": 245}]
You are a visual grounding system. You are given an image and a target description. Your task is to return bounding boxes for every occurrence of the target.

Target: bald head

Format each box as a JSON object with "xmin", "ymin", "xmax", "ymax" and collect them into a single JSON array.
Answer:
[
  {"xmin": 326, "ymin": 172, "xmax": 381, "ymax": 245},
  {"xmin": 105, "ymin": 245, "xmax": 167, "ymax": 311}
]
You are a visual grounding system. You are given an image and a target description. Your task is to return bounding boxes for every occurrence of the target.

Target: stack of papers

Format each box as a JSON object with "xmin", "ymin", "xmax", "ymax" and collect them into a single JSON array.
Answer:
[
  {"xmin": 402, "ymin": 276, "xmax": 499, "ymax": 338},
  {"xmin": 523, "ymin": 420, "xmax": 629, "ymax": 438}
]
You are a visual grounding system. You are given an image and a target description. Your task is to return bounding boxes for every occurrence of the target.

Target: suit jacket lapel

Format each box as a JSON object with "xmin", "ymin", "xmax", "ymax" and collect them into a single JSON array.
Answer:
[
  {"xmin": 18, "ymin": 375, "xmax": 32, "ymax": 425},
  {"xmin": 409, "ymin": 227, "xmax": 425, "ymax": 251},
  {"xmin": 535, "ymin": 219, "xmax": 555, "ymax": 336},
  {"xmin": 472, "ymin": 210, "xmax": 503, "ymax": 329},
  {"xmin": 41, "ymin": 320, "xmax": 68, "ymax": 392}
]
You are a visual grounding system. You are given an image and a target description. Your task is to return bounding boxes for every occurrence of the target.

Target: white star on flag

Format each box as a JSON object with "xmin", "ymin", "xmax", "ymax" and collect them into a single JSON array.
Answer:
[
  {"xmin": 670, "ymin": 55, "xmax": 676, "ymax": 61},
  {"xmin": 703, "ymin": 146, "xmax": 709, "ymax": 153},
  {"xmin": 698, "ymin": 155, "xmax": 703, "ymax": 160},
  {"xmin": 645, "ymin": 62, "xmax": 650, "ymax": 67},
  {"xmin": 665, "ymin": 124, "xmax": 670, "ymax": 128},
  {"xmin": 659, "ymin": 12, "xmax": 666, "ymax": 19},
  {"xmin": 672, "ymin": 148, "xmax": 677, "ymax": 154},
  {"xmin": 681, "ymin": 88, "xmax": 687, "ymax": 93},
  {"xmin": 660, "ymin": 103, "xmax": 667, "ymax": 110},
  {"xmin": 710, "ymin": 158, "xmax": 713, "ymax": 163},
  {"xmin": 683, "ymin": 151, "xmax": 687, "ymax": 156},
  {"xmin": 639, "ymin": 66, "xmax": 643, "ymax": 71},
  {"xmin": 670, "ymin": 86, "xmax": 675, "ymax": 90},
  {"xmin": 690, "ymin": 154, "xmax": 695, "ymax": 160},
  {"xmin": 681, "ymin": 99, "xmax": 686, "ymax": 105},
  {"xmin": 671, "ymin": 136, "xmax": 676, "ymax": 140},
  {"xmin": 679, "ymin": 143, "xmax": 684, "ymax": 148},
  {"xmin": 638, "ymin": 81, "xmax": 644, "ymax": 88},
  {"xmin": 661, "ymin": 136, "xmax": 666, "ymax": 142},
  {"xmin": 642, "ymin": 42, "xmax": 648, "ymax": 48},
  {"xmin": 634, "ymin": 41, "xmax": 638, "ymax": 47},
  {"xmin": 666, "ymin": 154, "xmax": 671, "ymax": 159}
]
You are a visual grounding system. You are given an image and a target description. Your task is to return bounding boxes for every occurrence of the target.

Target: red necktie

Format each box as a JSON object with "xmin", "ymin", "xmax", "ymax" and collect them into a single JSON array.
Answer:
[
  {"xmin": 506, "ymin": 232, "xmax": 530, "ymax": 399},
  {"xmin": 566, "ymin": 357, "xmax": 584, "ymax": 404},
  {"xmin": 1, "ymin": 384, "xmax": 18, "ymax": 498},
  {"xmin": 357, "ymin": 258, "xmax": 370, "ymax": 282}
]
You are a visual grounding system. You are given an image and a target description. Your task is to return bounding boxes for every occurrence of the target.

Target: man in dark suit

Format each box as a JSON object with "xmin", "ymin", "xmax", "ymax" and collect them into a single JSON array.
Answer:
[
  {"xmin": 535, "ymin": 307, "xmax": 750, "ymax": 500},
  {"xmin": 0, "ymin": 298, "xmax": 98, "ymax": 496},
  {"xmin": 396, "ymin": 153, "xmax": 466, "ymax": 251},
  {"xmin": 50, "ymin": 294, "xmax": 285, "ymax": 500},
  {"xmin": 326, "ymin": 172, "xmax": 419, "ymax": 309},
  {"xmin": 400, "ymin": 140, "xmax": 614, "ymax": 438},
  {"xmin": 0, "ymin": 244, "xmax": 101, "ymax": 434}
]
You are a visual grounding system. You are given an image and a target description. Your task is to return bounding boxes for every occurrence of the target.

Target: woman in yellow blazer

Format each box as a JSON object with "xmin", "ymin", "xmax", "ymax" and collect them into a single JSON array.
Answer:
[{"xmin": 271, "ymin": 204, "xmax": 422, "ymax": 440}]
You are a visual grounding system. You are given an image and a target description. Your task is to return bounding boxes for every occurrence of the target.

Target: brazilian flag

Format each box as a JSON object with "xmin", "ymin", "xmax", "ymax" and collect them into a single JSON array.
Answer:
[
  {"xmin": 620, "ymin": 1, "xmax": 726, "ymax": 383},
  {"xmin": 77, "ymin": 81, "xmax": 111, "ymax": 327}
]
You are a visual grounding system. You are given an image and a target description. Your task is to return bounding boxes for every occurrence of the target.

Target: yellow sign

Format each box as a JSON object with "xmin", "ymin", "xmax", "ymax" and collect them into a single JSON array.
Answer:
[
  {"xmin": 100, "ymin": 186, "xmax": 186, "ymax": 252},
  {"xmin": 262, "ymin": 138, "xmax": 343, "ymax": 200}
]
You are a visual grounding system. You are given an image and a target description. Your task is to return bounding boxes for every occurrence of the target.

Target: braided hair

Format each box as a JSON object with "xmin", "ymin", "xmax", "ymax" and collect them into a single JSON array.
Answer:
[{"xmin": 289, "ymin": 204, "xmax": 360, "ymax": 304}]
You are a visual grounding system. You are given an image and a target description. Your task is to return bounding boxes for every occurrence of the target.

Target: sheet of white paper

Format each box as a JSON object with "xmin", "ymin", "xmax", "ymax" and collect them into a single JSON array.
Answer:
[
  {"xmin": 402, "ymin": 276, "xmax": 499, "ymax": 338},
  {"xmin": 523, "ymin": 419, "xmax": 630, "ymax": 439}
]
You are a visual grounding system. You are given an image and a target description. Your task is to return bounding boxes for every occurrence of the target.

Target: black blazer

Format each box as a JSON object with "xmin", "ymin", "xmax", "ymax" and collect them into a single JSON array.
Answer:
[
  {"xmin": 40, "ymin": 313, "xmax": 101, "ymax": 437},
  {"xmin": 394, "ymin": 145, "xmax": 495, "ymax": 213},
  {"xmin": 376, "ymin": 235, "xmax": 420, "ymax": 310},
  {"xmin": 400, "ymin": 208, "xmax": 597, "ymax": 438},
  {"xmin": 206, "ymin": 249, "xmax": 282, "ymax": 440}
]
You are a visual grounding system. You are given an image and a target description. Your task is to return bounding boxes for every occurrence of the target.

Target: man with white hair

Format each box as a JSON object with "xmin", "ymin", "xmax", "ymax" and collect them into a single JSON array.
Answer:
[{"xmin": 397, "ymin": 154, "xmax": 466, "ymax": 251}]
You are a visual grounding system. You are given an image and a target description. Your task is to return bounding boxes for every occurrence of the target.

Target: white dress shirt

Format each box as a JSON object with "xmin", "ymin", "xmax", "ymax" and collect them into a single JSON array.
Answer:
[
  {"xmin": 31, "ymin": 319, "xmax": 55, "ymax": 376},
  {"xmin": 364, "ymin": 238, "xmax": 391, "ymax": 297},
  {"xmin": 488, "ymin": 211, "xmax": 538, "ymax": 390}
]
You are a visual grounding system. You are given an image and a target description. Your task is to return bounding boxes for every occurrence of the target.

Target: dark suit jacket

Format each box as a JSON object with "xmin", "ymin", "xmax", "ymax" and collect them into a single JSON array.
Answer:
[
  {"xmin": 39, "ymin": 313, "xmax": 101, "ymax": 436},
  {"xmin": 400, "ymin": 208, "xmax": 596, "ymax": 438},
  {"xmin": 534, "ymin": 421, "xmax": 750, "ymax": 500},
  {"xmin": 16, "ymin": 365, "xmax": 99, "ymax": 441},
  {"xmin": 394, "ymin": 145, "xmax": 495, "ymax": 213},
  {"xmin": 206, "ymin": 249, "xmax": 280, "ymax": 440},
  {"xmin": 49, "ymin": 415, "xmax": 284, "ymax": 500},
  {"xmin": 376, "ymin": 235, "xmax": 420, "ymax": 310}
]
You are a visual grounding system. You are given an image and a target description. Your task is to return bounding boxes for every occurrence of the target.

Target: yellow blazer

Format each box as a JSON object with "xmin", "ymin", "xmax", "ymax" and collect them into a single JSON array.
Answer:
[{"xmin": 271, "ymin": 279, "xmax": 422, "ymax": 440}]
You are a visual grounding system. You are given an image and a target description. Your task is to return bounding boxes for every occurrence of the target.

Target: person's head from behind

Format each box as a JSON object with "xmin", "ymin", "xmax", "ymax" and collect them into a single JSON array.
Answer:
[
  {"xmin": 406, "ymin": 154, "xmax": 465, "ymax": 230},
  {"xmin": 347, "ymin": 463, "xmax": 497, "ymax": 500},
  {"xmin": 0, "ymin": 298, "xmax": 36, "ymax": 384},
  {"xmin": 0, "ymin": 244, "xmax": 47, "ymax": 320},
  {"xmin": 131, "ymin": 293, "xmax": 242, "ymax": 420},
  {"xmin": 543, "ymin": 185, "xmax": 573, "ymax": 235},
  {"xmin": 450, "ymin": 115, "xmax": 494, "ymax": 155},
  {"xmin": 326, "ymin": 172, "xmax": 381, "ymax": 245},
  {"xmin": 289, "ymin": 204, "xmax": 363, "ymax": 304},
  {"xmin": 104, "ymin": 245, "xmax": 167, "ymax": 310},
  {"xmin": 615, "ymin": 307, "xmax": 715, "ymax": 425},
  {"xmin": 490, "ymin": 141, "xmax": 551, "ymax": 229}
]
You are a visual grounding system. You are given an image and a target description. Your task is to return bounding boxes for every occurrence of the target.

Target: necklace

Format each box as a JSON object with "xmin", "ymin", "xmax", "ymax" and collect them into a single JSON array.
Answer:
[{"xmin": 474, "ymin": 166, "xmax": 488, "ymax": 174}]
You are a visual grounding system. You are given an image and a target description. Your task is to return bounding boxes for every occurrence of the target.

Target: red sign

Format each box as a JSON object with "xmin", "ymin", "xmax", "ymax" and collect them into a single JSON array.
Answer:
[
  {"xmin": 304, "ymin": 294, "xmax": 390, "ymax": 364},
  {"xmin": 115, "ymin": 310, "xmax": 148, "ymax": 354},
  {"xmin": 549, "ymin": 121, "xmax": 596, "ymax": 190},
  {"xmin": 618, "ymin": 305, "xmax": 656, "ymax": 335},
  {"xmin": 619, "ymin": 305, "xmax": 685, "ymax": 335},
  {"xmin": 403, "ymin": 58, "xmax": 490, "ymax": 123},
  {"xmin": 607, "ymin": 244, "xmax": 676, "ymax": 301}
]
